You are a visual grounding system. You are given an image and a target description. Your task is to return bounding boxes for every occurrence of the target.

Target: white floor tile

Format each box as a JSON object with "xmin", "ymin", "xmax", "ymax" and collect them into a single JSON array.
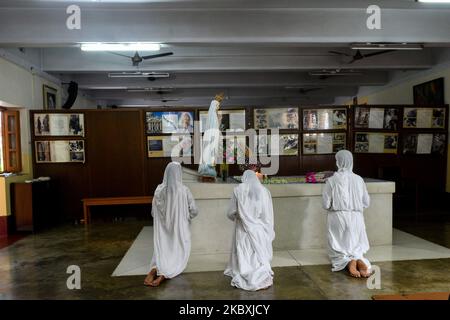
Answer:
[{"xmin": 112, "ymin": 227, "xmax": 450, "ymax": 277}]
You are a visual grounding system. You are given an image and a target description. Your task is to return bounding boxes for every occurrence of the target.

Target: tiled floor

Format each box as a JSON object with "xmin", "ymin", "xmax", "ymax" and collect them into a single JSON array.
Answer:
[
  {"xmin": 1, "ymin": 219, "xmax": 450, "ymax": 300},
  {"xmin": 112, "ymin": 227, "xmax": 450, "ymax": 276}
]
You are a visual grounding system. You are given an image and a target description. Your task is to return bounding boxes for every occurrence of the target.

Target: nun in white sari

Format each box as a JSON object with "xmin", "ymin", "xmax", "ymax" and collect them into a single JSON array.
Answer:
[
  {"xmin": 224, "ymin": 170, "xmax": 275, "ymax": 291},
  {"xmin": 322, "ymin": 150, "xmax": 372, "ymax": 278},
  {"xmin": 144, "ymin": 162, "xmax": 198, "ymax": 287}
]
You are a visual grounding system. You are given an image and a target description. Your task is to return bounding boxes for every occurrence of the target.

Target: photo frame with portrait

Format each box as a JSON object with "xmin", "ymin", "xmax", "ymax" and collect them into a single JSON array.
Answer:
[{"xmin": 43, "ymin": 85, "xmax": 58, "ymax": 110}]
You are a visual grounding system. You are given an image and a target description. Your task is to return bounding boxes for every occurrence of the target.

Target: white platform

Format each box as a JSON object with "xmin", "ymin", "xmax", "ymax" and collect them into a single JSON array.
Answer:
[
  {"xmin": 112, "ymin": 226, "xmax": 450, "ymax": 277},
  {"xmin": 182, "ymin": 167, "xmax": 396, "ymax": 254}
]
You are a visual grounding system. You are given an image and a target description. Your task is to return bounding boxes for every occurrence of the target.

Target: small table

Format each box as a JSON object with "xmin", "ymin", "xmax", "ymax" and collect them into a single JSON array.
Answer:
[{"xmin": 81, "ymin": 196, "xmax": 153, "ymax": 225}]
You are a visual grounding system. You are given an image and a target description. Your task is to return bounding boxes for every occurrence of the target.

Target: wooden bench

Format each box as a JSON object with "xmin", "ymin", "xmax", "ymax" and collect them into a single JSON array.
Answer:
[{"xmin": 82, "ymin": 196, "xmax": 153, "ymax": 225}]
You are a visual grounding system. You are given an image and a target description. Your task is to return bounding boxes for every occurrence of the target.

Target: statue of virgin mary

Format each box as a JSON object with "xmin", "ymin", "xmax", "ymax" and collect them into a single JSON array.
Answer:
[{"xmin": 198, "ymin": 93, "xmax": 224, "ymax": 177}]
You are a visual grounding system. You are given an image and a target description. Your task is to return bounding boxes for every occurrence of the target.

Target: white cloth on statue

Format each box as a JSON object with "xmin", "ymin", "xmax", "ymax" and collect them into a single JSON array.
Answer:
[
  {"xmin": 150, "ymin": 162, "xmax": 198, "ymax": 278},
  {"xmin": 198, "ymin": 99, "xmax": 220, "ymax": 176},
  {"xmin": 322, "ymin": 150, "xmax": 371, "ymax": 272},
  {"xmin": 224, "ymin": 170, "xmax": 275, "ymax": 291}
]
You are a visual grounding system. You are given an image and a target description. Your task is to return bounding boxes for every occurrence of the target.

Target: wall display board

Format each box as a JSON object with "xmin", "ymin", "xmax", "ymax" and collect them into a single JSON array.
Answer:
[
  {"xmin": 147, "ymin": 135, "xmax": 192, "ymax": 158},
  {"xmin": 35, "ymin": 140, "xmax": 85, "ymax": 163},
  {"xmin": 146, "ymin": 111, "xmax": 194, "ymax": 134},
  {"xmin": 34, "ymin": 113, "xmax": 85, "ymax": 136},
  {"xmin": 271, "ymin": 134, "xmax": 299, "ymax": 156},
  {"xmin": 254, "ymin": 108, "xmax": 298, "ymax": 129},
  {"xmin": 354, "ymin": 107, "xmax": 399, "ymax": 130},
  {"xmin": 403, "ymin": 107, "xmax": 446, "ymax": 129},
  {"xmin": 303, "ymin": 133, "xmax": 346, "ymax": 155},
  {"xmin": 403, "ymin": 133, "xmax": 447, "ymax": 155},
  {"xmin": 303, "ymin": 108, "xmax": 347, "ymax": 130},
  {"xmin": 354, "ymin": 132, "xmax": 398, "ymax": 154},
  {"xmin": 199, "ymin": 109, "xmax": 246, "ymax": 132}
]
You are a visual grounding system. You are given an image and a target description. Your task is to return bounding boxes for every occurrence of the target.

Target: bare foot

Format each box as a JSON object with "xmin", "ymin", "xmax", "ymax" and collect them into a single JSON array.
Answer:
[
  {"xmin": 357, "ymin": 260, "xmax": 371, "ymax": 278},
  {"xmin": 150, "ymin": 275, "xmax": 166, "ymax": 287},
  {"xmin": 347, "ymin": 260, "xmax": 361, "ymax": 278},
  {"xmin": 144, "ymin": 268, "xmax": 157, "ymax": 286}
]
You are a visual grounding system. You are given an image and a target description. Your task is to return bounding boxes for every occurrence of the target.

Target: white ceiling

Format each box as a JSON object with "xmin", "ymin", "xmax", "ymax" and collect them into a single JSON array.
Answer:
[{"xmin": 1, "ymin": 0, "xmax": 450, "ymax": 107}]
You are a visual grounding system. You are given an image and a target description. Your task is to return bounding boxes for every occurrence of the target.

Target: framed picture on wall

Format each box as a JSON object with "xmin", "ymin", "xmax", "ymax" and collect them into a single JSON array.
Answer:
[
  {"xmin": 35, "ymin": 140, "xmax": 85, "ymax": 163},
  {"xmin": 413, "ymin": 77, "xmax": 445, "ymax": 106},
  {"xmin": 147, "ymin": 135, "xmax": 191, "ymax": 158},
  {"xmin": 354, "ymin": 107, "xmax": 399, "ymax": 130},
  {"xmin": 43, "ymin": 85, "xmax": 57, "ymax": 110},
  {"xmin": 146, "ymin": 111, "xmax": 194, "ymax": 134},
  {"xmin": 303, "ymin": 133, "xmax": 346, "ymax": 155},
  {"xmin": 303, "ymin": 108, "xmax": 347, "ymax": 130},
  {"xmin": 254, "ymin": 108, "xmax": 298, "ymax": 129},
  {"xmin": 269, "ymin": 134, "xmax": 298, "ymax": 156},
  {"xmin": 403, "ymin": 107, "xmax": 446, "ymax": 129},
  {"xmin": 354, "ymin": 132, "xmax": 398, "ymax": 154},
  {"xmin": 34, "ymin": 113, "xmax": 85, "ymax": 136}
]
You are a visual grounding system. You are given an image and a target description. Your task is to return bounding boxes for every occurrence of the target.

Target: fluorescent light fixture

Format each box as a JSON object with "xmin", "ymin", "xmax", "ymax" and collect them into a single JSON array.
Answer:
[
  {"xmin": 108, "ymin": 72, "xmax": 170, "ymax": 78},
  {"xmin": 127, "ymin": 87, "xmax": 174, "ymax": 93},
  {"xmin": 81, "ymin": 42, "xmax": 160, "ymax": 52},
  {"xmin": 350, "ymin": 42, "xmax": 423, "ymax": 50},
  {"xmin": 309, "ymin": 70, "xmax": 363, "ymax": 76}
]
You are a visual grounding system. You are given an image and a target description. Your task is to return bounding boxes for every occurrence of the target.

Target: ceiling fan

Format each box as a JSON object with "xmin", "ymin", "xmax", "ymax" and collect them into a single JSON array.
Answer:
[
  {"xmin": 328, "ymin": 49, "xmax": 394, "ymax": 64},
  {"xmin": 108, "ymin": 51, "xmax": 173, "ymax": 66}
]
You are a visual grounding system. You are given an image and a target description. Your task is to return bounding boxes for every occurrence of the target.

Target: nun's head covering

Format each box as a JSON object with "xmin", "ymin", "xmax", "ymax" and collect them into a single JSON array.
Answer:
[
  {"xmin": 155, "ymin": 162, "xmax": 183, "ymax": 215},
  {"xmin": 241, "ymin": 170, "xmax": 263, "ymax": 201},
  {"xmin": 335, "ymin": 150, "xmax": 353, "ymax": 172}
]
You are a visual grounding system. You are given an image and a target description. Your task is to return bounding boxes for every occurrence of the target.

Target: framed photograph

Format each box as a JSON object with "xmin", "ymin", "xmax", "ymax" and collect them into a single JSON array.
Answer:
[
  {"xmin": 34, "ymin": 113, "xmax": 84, "ymax": 136},
  {"xmin": 303, "ymin": 133, "xmax": 346, "ymax": 155},
  {"xmin": 146, "ymin": 111, "xmax": 194, "ymax": 134},
  {"xmin": 354, "ymin": 132, "xmax": 398, "ymax": 154},
  {"xmin": 34, "ymin": 114, "xmax": 51, "ymax": 136},
  {"xmin": 403, "ymin": 107, "xmax": 446, "ymax": 129},
  {"xmin": 35, "ymin": 141, "xmax": 51, "ymax": 163},
  {"xmin": 147, "ymin": 135, "xmax": 188, "ymax": 158},
  {"xmin": 69, "ymin": 140, "xmax": 85, "ymax": 162},
  {"xmin": 43, "ymin": 85, "xmax": 57, "ymax": 110},
  {"xmin": 303, "ymin": 108, "xmax": 347, "ymax": 130},
  {"xmin": 35, "ymin": 140, "xmax": 85, "ymax": 163},
  {"xmin": 354, "ymin": 107, "xmax": 370, "ymax": 128},
  {"xmin": 431, "ymin": 133, "xmax": 446, "ymax": 155},
  {"xmin": 254, "ymin": 108, "xmax": 298, "ymax": 129},
  {"xmin": 270, "ymin": 134, "xmax": 298, "ymax": 156},
  {"xmin": 69, "ymin": 114, "xmax": 85, "ymax": 136},
  {"xmin": 413, "ymin": 77, "xmax": 444, "ymax": 106}
]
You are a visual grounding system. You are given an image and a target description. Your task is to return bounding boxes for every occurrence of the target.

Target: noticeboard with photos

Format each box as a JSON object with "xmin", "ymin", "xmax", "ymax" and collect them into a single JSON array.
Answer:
[
  {"xmin": 402, "ymin": 133, "xmax": 446, "ymax": 155},
  {"xmin": 403, "ymin": 107, "xmax": 446, "ymax": 129},
  {"xmin": 254, "ymin": 107, "xmax": 299, "ymax": 130},
  {"xmin": 34, "ymin": 113, "xmax": 85, "ymax": 136},
  {"xmin": 354, "ymin": 107, "xmax": 400, "ymax": 130},
  {"xmin": 303, "ymin": 108, "xmax": 347, "ymax": 131},
  {"xmin": 146, "ymin": 111, "xmax": 195, "ymax": 134},
  {"xmin": 303, "ymin": 132, "xmax": 347, "ymax": 155},
  {"xmin": 35, "ymin": 140, "xmax": 85, "ymax": 163},
  {"xmin": 147, "ymin": 135, "xmax": 192, "ymax": 158},
  {"xmin": 354, "ymin": 132, "xmax": 399, "ymax": 154}
]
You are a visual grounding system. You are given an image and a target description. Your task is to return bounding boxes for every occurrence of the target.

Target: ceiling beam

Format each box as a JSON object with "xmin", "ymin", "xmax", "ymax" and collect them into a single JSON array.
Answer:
[
  {"xmin": 41, "ymin": 48, "xmax": 433, "ymax": 72},
  {"xmin": 0, "ymin": 6, "xmax": 450, "ymax": 45}
]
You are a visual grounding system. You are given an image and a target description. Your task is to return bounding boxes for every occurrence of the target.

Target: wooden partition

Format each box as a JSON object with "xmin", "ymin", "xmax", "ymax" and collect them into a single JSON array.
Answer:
[{"xmin": 30, "ymin": 104, "xmax": 448, "ymax": 221}]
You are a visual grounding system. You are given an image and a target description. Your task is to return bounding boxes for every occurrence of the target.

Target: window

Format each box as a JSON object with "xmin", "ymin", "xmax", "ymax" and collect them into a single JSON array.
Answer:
[{"xmin": 0, "ymin": 109, "xmax": 22, "ymax": 173}]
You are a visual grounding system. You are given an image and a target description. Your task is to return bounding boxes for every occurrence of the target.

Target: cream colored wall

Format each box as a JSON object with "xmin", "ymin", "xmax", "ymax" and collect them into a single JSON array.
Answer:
[
  {"xmin": 0, "ymin": 56, "xmax": 95, "ymax": 216},
  {"xmin": 357, "ymin": 66, "xmax": 450, "ymax": 192}
]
